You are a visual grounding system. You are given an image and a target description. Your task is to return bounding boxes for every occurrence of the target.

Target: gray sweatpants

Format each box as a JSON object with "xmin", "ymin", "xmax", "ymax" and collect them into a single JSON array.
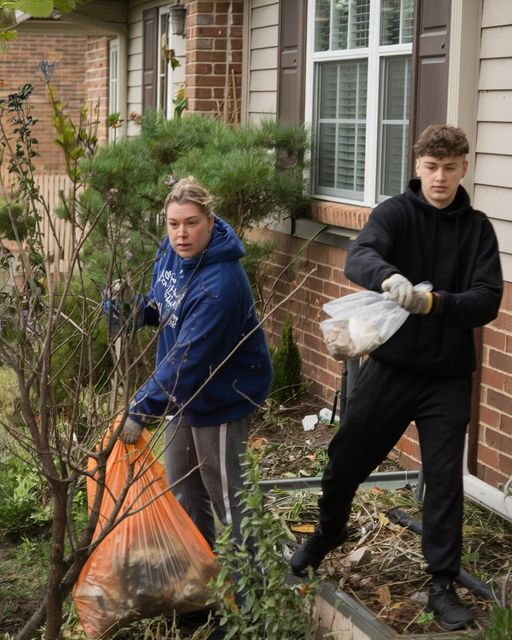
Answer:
[{"xmin": 163, "ymin": 414, "xmax": 251, "ymax": 550}]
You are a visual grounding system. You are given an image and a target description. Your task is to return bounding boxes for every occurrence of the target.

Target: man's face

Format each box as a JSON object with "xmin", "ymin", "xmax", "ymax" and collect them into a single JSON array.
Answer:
[{"xmin": 415, "ymin": 154, "xmax": 468, "ymax": 209}]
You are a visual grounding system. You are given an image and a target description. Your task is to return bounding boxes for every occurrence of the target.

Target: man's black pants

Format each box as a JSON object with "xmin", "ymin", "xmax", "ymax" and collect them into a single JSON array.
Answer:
[{"xmin": 319, "ymin": 358, "xmax": 471, "ymax": 578}]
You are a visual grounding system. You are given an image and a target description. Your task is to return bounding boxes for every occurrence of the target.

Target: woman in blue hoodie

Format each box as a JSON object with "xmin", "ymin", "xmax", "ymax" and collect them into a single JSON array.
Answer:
[{"xmin": 118, "ymin": 176, "xmax": 273, "ymax": 549}]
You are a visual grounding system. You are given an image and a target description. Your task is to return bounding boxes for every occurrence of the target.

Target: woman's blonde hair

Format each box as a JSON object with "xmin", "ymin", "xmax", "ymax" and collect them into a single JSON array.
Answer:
[{"xmin": 164, "ymin": 176, "xmax": 213, "ymax": 216}]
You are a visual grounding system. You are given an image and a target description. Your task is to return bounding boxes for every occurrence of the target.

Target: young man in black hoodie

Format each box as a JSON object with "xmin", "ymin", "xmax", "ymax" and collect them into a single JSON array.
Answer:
[{"xmin": 290, "ymin": 125, "xmax": 503, "ymax": 630}]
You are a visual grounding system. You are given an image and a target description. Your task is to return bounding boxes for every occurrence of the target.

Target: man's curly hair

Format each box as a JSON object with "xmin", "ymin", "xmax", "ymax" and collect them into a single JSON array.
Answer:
[{"xmin": 413, "ymin": 124, "xmax": 469, "ymax": 159}]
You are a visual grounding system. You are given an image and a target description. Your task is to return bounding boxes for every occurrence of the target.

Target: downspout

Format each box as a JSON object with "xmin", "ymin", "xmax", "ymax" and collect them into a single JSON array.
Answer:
[
  {"xmin": 467, "ymin": 326, "xmax": 483, "ymax": 475},
  {"xmin": 463, "ymin": 440, "xmax": 512, "ymax": 521},
  {"xmin": 462, "ymin": 330, "xmax": 512, "ymax": 521}
]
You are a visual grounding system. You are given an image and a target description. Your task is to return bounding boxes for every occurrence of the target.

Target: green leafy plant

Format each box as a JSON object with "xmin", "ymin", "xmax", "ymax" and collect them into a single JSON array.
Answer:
[
  {"xmin": 270, "ymin": 314, "xmax": 304, "ymax": 405},
  {"xmin": 0, "ymin": 454, "xmax": 52, "ymax": 538},
  {"xmin": 212, "ymin": 447, "xmax": 317, "ymax": 640},
  {"xmin": 0, "ymin": 78, "xmax": 147, "ymax": 640},
  {"xmin": 110, "ymin": 613, "xmax": 213, "ymax": 639},
  {"xmin": 476, "ymin": 603, "xmax": 512, "ymax": 639}
]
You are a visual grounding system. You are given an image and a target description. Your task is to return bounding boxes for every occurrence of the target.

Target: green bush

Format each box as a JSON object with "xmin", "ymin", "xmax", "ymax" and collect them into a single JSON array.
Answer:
[
  {"xmin": 212, "ymin": 447, "xmax": 317, "ymax": 640},
  {"xmin": 0, "ymin": 454, "xmax": 52, "ymax": 538},
  {"xmin": 78, "ymin": 112, "xmax": 310, "ymax": 295},
  {"xmin": 270, "ymin": 315, "xmax": 303, "ymax": 405},
  {"xmin": 0, "ymin": 366, "xmax": 18, "ymax": 423}
]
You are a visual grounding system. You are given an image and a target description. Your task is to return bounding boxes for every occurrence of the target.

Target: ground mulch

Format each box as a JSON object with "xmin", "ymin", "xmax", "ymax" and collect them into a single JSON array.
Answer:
[{"xmin": 253, "ymin": 397, "xmax": 512, "ymax": 637}]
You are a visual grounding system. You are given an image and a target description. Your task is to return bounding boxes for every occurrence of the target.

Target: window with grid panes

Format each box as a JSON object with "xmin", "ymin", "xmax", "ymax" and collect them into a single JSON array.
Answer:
[{"xmin": 311, "ymin": 0, "xmax": 413, "ymax": 203}]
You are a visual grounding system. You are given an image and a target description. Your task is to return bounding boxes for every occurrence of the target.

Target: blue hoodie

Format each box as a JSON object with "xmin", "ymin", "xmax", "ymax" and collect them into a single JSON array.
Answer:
[{"xmin": 129, "ymin": 216, "xmax": 273, "ymax": 427}]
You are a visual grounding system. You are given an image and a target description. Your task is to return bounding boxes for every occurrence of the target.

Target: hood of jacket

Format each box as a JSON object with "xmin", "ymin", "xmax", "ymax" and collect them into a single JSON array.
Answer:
[
  {"xmin": 406, "ymin": 178, "xmax": 472, "ymax": 219},
  {"xmin": 161, "ymin": 215, "xmax": 246, "ymax": 271}
]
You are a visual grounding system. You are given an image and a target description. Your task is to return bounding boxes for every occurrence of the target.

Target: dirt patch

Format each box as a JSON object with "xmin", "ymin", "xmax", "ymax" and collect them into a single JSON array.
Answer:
[
  {"xmin": 267, "ymin": 480, "xmax": 512, "ymax": 636},
  {"xmin": 254, "ymin": 397, "xmax": 512, "ymax": 636},
  {"xmin": 0, "ymin": 536, "xmax": 44, "ymax": 635},
  {"xmin": 251, "ymin": 396, "xmax": 402, "ymax": 480}
]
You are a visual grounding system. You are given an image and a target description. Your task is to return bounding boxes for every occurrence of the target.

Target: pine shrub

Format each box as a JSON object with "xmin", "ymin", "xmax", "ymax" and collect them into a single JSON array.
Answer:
[{"xmin": 270, "ymin": 315, "xmax": 303, "ymax": 405}]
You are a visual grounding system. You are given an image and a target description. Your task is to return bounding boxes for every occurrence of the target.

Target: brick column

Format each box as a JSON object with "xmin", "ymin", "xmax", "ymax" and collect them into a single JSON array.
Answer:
[
  {"xmin": 84, "ymin": 36, "xmax": 109, "ymax": 146},
  {"xmin": 184, "ymin": 0, "xmax": 244, "ymax": 122}
]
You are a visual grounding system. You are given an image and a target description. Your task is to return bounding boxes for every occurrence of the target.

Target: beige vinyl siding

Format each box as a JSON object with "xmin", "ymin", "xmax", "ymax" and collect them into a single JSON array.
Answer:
[
  {"xmin": 474, "ymin": 0, "xmax": 512, "ymax": 281},
  {"xmin": 127, "ymin": 9, "xmax": 143, "ymax": 135},
  {"xmin": 481, "ymin": 0, "xmax": 512, "ymax": 26},
  {"xmin": 477, "ymin": 91, "xmax": 512, "ymax": 121},
  {"xmin": 126, "ymin": 1, "xmax": 186, "ymax": 136},
  {"xmin": 243, "ymin": 0, "xmax": 279, "ymax": 123}
]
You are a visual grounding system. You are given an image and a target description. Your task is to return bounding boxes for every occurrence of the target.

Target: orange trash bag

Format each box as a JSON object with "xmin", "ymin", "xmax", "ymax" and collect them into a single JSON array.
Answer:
[{"xmin": 72, "ymin": 424, "xmax": 219, "ymax": 638}]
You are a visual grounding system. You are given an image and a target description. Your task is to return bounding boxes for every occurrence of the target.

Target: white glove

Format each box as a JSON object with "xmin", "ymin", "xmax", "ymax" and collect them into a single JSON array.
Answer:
[
  {"xmin": 382, "ymin": 274, "xmax": 434, "ymax": 314},
  {"xmin": 382, "ymin": 274, "xmax": 414, "ymax": 308},
  {"xmin": 121, "ymin": 416, "xmax": 143, "ymax": 444},
  {"xmin": 403, "ymin": 290, "xmax": 434, "ymax": 315}
]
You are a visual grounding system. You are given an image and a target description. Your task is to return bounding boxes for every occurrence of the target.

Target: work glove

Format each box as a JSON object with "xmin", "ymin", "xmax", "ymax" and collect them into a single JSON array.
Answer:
[
  {"xmin": 382, "ymin": 274, "xmax": 434, "ymax": 314},
  {"xmin": 102, "ymin": 279, "xmax": 145, "ymax": 336},
  {"xmin": 120, "ymin": 416, "xmax": 144, "ymax": 444},
  {"xmin": 381, "ymin": 274, "xmax": 415, "ymax": 307},
  {"xmin": 401, "ymin": 289, "xmax": 434, "ymax": 314}
]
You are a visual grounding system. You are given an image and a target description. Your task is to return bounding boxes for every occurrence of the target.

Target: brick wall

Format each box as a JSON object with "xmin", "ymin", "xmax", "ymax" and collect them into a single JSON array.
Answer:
[
  {"xmin": 84, "ymin": 36, "xmax": 110, "ymax": 147},
  {"xmin": 251, "ymin": 227, "xmax": 358, "ymax": 403},
  {"xmin": 184, "ymin": 0, "xmax": 244, "ymax": 122},
  {"xmin": 0, "ymin": 31, "xmax": 108, "ymax": 173},
  {"xmin": 478, "ymin": 285, "xmax": 512, "ymax": 487},
  {"xmin": 254, "ymin": 223, "xmax": 512, "ymax": 488}
]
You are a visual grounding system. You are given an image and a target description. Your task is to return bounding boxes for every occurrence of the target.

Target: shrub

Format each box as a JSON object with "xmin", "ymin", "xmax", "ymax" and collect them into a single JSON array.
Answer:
[
  {"xmin": 0, "ymin": 454, "xmax": 52, "ymax": 538},
  {"xmin": 78, "ymin": 112, "xmax": 310, "ymax": 296},
  {"xmin": 270, "ymin": 315, "xmax": 303, "ymax": 405},
  {"xmin": 212, "ymin": 447, "xmax": 317, "ymax": 640}
]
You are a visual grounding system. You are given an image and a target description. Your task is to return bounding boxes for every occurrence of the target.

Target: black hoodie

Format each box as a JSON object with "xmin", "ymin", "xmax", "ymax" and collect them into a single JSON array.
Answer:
[{"xmin": 344, "ymin": 178, "xmax": 503, "ymax": 377}]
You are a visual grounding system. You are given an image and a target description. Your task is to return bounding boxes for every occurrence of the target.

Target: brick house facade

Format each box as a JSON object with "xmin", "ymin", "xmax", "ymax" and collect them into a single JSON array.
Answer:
[
  {"xmin": 0, "ymin": 31, "xmax": 110, "ymax": 175},
  {"xmin": 184, "ymin": 0, "xmax": 243, "ymax": 119},
  {"xmin": 1, "ymin": 1, "xmax": 511, "ymax": 495}
]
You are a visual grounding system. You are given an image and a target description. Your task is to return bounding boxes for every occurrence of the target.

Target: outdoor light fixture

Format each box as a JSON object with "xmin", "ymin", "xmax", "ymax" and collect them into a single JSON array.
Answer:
[{"xmin": 169, "ymin": 1, "xmax": 186, "ymax": 37}]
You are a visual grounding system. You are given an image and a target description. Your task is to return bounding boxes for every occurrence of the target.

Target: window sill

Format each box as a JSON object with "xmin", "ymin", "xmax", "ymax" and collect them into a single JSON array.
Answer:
[{"xmin": 311, "ymin": 199, "xmax": 371, "ymax": 231}]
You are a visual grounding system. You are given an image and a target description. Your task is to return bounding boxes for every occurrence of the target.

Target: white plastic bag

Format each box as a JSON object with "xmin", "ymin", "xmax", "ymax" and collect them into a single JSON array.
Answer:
[{"xmin": 320, "ymin": 283, "xmax": 432, "ymax": 360}]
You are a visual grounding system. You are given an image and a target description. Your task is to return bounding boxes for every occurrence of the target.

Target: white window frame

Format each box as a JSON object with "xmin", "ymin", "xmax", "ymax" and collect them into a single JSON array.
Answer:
[
  {"xmin": 157, "ymin": 5, "xmax": 173, "ymax": 118},
  {"xmin": 305, "ymin": 0, "xmax": 413, "ymax": 208},
  {"xmin": 108, "ymin": 38, "xmax": 119, "ymax": 142}
]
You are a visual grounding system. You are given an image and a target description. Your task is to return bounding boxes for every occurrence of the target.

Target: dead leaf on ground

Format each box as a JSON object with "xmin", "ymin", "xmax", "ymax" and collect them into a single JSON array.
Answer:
[{"xmin": 377, "ymin": 584, "xmax": 392, "ymax": 607}]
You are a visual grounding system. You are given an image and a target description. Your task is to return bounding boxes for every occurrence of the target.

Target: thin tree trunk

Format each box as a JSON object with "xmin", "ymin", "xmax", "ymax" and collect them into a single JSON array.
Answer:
[{"xmin": 44, "ymin": 483, "xmax": 68, "ymax": 640}]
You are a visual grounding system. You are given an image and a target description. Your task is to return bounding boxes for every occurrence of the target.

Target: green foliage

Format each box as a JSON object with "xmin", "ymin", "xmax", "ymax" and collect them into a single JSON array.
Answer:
[
  {"xmin": 110, "ymin": 614, "xmax": 213, "ymax": 639},
  {"xmin": 0, "ymin": 454, "xmax": 52, "ymax": 538},
  {"xmin": 0, "ymin": 198, "xmax": 35, "ymax": 240},
  {"xmin": 212, "ymin": 447, "xmax": 317, "ymax": 640},
  {"xmin": 471, "ymin": 603, "xmax": 512, "ymax": 639},
  {"xmin": 172, "ymin": 87, "xmax": 188, "ymax": 119},
  {"xmin": 171, "ymin": 118, "xmax": 310, "ymax": 238},
  {"xmin": 1, "ymin": 1, "xmax": 76, "ymax": 17},
  {"xmin": 78, "ymin": 111, "xmax": 310, "ymax": 294},
  {"xmin": 0, "ymin": 366, "xmax": 18, "ymax": 420},
  {"xmin": 242, "ymin": 239, "xmax": 276, "ymax": 305},
  {"xmin": 0, "ymin": 534, "xmax": 50, "ymax": 637},
  {"xmin": 270, "ymin": 315, "xmax": 303, "ymax": 404}
]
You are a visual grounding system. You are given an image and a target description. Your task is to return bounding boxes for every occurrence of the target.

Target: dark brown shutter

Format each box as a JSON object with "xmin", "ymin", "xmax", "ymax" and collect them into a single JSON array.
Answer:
[
  {"xmin": 142, "ymin": 7, "xmax": 158, "ymax": 113},
  {"xmin": 410, "ymin": 0, "xmax": 452, "ymax": 146},
  {"xmin": 277, "ymin": 0, "xmax": 307, "ymax": 123}
]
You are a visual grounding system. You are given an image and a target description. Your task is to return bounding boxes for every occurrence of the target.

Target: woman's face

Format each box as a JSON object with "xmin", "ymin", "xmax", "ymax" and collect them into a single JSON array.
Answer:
[{"xmin": 165, "ymin": 201, "xmax": 214, "ymax": 258}]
